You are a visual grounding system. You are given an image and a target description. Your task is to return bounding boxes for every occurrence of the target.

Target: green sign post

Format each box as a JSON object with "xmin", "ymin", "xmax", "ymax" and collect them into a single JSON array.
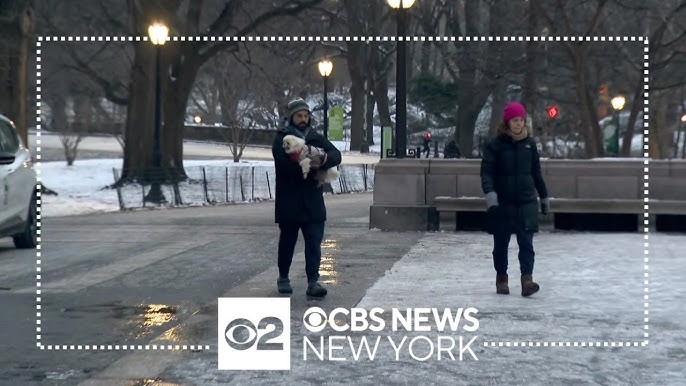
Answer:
[
  {"xmin": 603, "ymin": 118, "xmax": 619, "ymax": 155},
  {"xmin": 382, "ymin": 126, "xmax": 393, "ymax": 158},
  {"xmin": 328, "ymin": 107, "xmax": 344, "ymax": 141}
]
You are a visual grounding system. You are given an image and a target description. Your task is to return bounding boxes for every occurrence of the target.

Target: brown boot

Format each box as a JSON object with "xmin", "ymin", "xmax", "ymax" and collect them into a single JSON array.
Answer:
[
  {"xmin": 496, "ymin": 274, "xmax": 510, "ymax": 294},
  {"xmin": 521, "ymin": 274, "xmax": 540, "ymax": 297}
]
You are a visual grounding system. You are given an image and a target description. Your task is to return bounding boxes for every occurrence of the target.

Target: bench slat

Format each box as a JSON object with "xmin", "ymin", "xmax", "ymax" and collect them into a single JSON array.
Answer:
[{"xmin": 434, "ymin": 197, "xmax": 686, "ymax": 215}]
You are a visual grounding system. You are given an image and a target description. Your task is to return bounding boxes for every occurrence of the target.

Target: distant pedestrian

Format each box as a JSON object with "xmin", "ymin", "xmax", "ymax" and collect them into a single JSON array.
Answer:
[
  {"xmin": 480, "ymin": 101, "xmax": 549, "ymax": 297},
  {"xmin": 271, "ymin": 98, "xmax": 342, "ymax": 297},
  {"xmin": 443, "ymin": 139, "xmax": 462, "ymax": 159},
  {"xmin": 422, "ymin": 131, "xmax": 432, "ymax": 158}
]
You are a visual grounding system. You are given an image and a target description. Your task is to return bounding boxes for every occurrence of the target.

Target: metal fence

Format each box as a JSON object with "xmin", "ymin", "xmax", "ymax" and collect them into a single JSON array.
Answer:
[{"xmin": 113, "ymin": 164, "xmax": 375, "ymax": 210}]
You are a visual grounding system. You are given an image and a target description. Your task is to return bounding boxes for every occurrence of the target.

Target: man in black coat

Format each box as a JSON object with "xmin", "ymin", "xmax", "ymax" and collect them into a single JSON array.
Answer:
[
  {"xmin": 481, "ymin": 102, "xmax": 549, "ymax": 297},
  {"xmin": 272, "ymin": 98, "xmax": 342, "ymax": 297}
]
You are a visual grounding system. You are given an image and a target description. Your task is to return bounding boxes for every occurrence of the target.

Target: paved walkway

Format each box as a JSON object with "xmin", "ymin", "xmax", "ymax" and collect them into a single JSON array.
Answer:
[{"xmin": 79, "ymin": 228, "xmax": 685, "ymax": 385}]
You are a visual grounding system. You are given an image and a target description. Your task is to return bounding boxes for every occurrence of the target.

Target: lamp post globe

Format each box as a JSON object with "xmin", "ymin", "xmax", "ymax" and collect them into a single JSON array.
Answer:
[
  {"xmin": 318, "ymin": 59, "xmax": 333, "ymax": 77},
  {"xmin": 148, "ymin": 23, "xmax": 169, "ymax": 45},
  {"xmin": 387, "ymin": 0, "xmax": 415, "ymax": 158},
  {"xmin": 145, "ymin": 22, "xmax": 169, "ymax": 204},
  {"xmin": 611, "ymin": 96, "xmax": 626, "ymax": 111},
  {"xmin": 318, "ymin": 59, "xmax": 333, "ymax": 139},
  {"xmin": 610, "ymin": 95, "xmax": 625, "ymax": 157},
  {"xmin": 387, "ymin": 0, "xmax": 416, "ymax": 8}
]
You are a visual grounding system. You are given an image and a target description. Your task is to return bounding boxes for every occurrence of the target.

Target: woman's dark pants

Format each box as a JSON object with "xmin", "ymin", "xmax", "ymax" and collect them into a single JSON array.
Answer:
[{"xmin": 492, "ymin": 231, "xmax": 535, "ymax": 276}]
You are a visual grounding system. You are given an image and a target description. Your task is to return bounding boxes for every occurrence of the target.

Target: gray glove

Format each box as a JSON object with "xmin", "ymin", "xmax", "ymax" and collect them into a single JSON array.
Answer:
[
  {"xmin": 540, "ymin": 197, "xmax": 550, "ymax": 215},
  {"xmin": 485, "ymin": 192, "xmax": 498, "ymax": 209}
]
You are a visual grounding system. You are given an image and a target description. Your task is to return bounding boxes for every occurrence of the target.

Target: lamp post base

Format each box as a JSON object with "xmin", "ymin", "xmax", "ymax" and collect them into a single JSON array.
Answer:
[{"xmin": 144, "ymin": 183, "xmax": 167, "ymax": 204}]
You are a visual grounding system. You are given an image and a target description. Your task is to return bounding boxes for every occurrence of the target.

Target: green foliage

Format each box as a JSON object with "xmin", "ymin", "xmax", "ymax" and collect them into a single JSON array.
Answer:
[{"xmin": 408, "ymin": 73, "xmax": 458, "ymax": 117}]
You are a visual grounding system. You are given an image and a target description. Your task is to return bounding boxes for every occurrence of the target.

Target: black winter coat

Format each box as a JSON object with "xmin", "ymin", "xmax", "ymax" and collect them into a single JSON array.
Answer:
[
  {"xmin": 480, "ymin": 135, "xmax": 548, "ymax": 234},
  {"xmin": 272, "ymin": 124, "xmax": 342, "ymax": 224}
]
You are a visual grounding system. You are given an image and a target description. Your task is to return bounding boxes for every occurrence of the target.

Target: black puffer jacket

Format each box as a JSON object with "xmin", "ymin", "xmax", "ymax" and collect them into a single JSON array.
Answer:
[
  {"xmin": 272, "ymin": 124, "xmax": 342, "ymax": 224},
  {"xmin": 480, "ymin": 134, "xmax": 548, "ymax": 234}
]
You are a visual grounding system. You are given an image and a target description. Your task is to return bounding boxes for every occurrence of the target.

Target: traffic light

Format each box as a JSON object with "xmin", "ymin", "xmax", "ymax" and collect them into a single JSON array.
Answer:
[{"xmin": 546, "ymin": 105, "xmax": 559, "ymax": 119}]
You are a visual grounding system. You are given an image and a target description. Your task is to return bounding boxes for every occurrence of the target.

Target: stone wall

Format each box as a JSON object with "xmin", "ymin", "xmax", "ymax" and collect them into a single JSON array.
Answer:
[{"xmin": 369, "ymin": 158, "xmax": 686, "ymax": 231}]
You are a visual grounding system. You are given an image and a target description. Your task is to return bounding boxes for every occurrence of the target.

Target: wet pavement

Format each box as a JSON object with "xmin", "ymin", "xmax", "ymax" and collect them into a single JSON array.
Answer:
[
  {"xmin": 133, "ymin": 232, "xmax": 684, "ymax": 386},
  {"xmin": 1, "ymin": 193, "xmax": 422, "ymax": 385},
  {"xmin": 5, "ymin": 190, "xmax": 683, "ymax": 385}
]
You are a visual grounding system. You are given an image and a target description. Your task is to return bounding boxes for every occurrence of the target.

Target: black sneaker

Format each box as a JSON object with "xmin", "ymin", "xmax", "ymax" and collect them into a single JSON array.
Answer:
[
  {"xmin": 277, "ymin": 277, "xmax": 292, "ymax": 294},
  {"xmin": 306, "ymin": 282, "xmax": 327, "ymax": 297}
]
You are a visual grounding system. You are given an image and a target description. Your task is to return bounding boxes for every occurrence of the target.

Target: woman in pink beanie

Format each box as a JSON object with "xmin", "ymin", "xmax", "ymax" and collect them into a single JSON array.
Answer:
[{"xmin": 480, "ymin": 101, "xmax": 549, "ymax": 297}]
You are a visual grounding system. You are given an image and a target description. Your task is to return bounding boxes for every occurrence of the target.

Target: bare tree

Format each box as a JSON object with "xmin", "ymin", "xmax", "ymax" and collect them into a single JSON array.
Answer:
[
  {"xmin": 215, "ymin": 56, "xmax": 276, "ymax": 162},
  {"xmin": 444, "ymin": 0, "xmax": 527, "ymax": 156},
  {"xmin": 641, "ymin": 1, "xmax": 686, "ymax": 158},
  {"xmin": 40, "ymin": 0, "xmax": 325, "ymax": 184},
  {"xmin": 0, "ymin": 0, "xmax": 35, "ymax": 146},
  {"xmin": 533, "ymin": 0, "xmax": 632, "ymax": 157}
]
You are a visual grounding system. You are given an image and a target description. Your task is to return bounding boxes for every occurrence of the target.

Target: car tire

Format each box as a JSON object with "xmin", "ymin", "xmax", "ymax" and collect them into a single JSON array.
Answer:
[{"xmin": 13, "ymin": 195, "xmax": 37, "ymax": 249}]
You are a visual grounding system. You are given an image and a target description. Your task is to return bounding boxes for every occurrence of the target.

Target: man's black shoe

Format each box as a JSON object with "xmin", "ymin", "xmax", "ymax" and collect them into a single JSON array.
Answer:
[
  {"xmin": 277, "ymin": 277, "xmax": 292, "ymax": 294},
  {"xmin": 306, "ymin": 282, "xmax": 327, "ymax": 297}
]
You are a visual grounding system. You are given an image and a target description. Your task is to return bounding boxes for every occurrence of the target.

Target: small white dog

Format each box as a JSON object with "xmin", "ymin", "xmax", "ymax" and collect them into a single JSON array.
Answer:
[{"xmin": 283, "ymin": 134, "xmax": 339, "ymax": 187}]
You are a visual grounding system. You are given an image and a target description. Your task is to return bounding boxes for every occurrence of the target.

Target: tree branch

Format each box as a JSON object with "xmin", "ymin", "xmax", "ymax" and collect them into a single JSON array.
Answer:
[
  {"xmin": 63, "ymin": 51, "xmax": 129, "ymax": 106},
  {"xmin": 233, "ymin": 0, "xmax": 325, "ymax": 36},
  {"xmin": 584, "ymin": 0, "xmax": 608, "ymax": 36},
  {"xmin": 184, "ymin": 0, "xmax": 204, "ymax": 35}
]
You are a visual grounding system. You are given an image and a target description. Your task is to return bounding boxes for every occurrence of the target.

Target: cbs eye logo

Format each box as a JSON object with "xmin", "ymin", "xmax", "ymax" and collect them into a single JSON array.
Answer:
[
  {"xmin": 303, "ymin": 307, "xmax": 328, "ymax": 332},
  {"xmin": 224, "ymin": 317, "xmax": 284, "ymax": 351}
]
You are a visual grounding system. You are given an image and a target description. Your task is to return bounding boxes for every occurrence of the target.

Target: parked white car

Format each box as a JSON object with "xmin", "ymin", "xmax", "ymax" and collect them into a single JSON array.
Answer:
[{"xmin": 0, "ymin": 114, "xmax": 37, "ymax": 248}]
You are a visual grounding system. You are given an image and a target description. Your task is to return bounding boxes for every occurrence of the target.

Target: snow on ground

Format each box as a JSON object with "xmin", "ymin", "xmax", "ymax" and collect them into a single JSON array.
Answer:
[
  {"xmin": 39, "ymin": 157, "xmax": 374, "ymax": 218},
  {"xmin": 30, "ymin": 132, "xmax": 383, "ymax": 164},
  {"xmin": 39, "ymin": 159, "xmax": 271, "ymax": 217},
  {"xmin": 39, "ymin": 158, "xmax": 124, "ymax": 217},
  {"xmin": 164, "ymin": 231, "xmax": 686, "ymax": 385},
  {"xmin": 35, "ymin": 130, "xmax": 384, "ymax": 218}
]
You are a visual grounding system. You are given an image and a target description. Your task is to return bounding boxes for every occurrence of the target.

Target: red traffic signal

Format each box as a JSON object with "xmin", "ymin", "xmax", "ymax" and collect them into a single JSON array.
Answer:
[{"xmin": 546, "ymin": 105, "xmax": 559, "ymax": 119}]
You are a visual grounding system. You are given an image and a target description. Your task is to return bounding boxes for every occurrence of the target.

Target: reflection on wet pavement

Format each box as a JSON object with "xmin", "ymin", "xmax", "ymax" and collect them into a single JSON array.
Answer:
[
  {"xmin": 157, "ymin": 325, "xmax": 184, "ymax": 344},
  {"xmin": 140, "ymin": 304, "xmax": 176, "ymax": 327},
  {"xmin": 124, "ymin": 304, "xmax": 177, "ymax": 340},
  {"xmin": 126, "ymin": 378, "xmax": 182, "ymax": 386},
  {"xmin": 320, "ymin": 238, "xmax": 341, "ymax": 285}
]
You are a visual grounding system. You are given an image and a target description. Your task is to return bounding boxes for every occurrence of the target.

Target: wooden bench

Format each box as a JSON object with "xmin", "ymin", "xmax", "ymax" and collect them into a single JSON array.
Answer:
[{"xmin": 433, "ymin": 196, "xmax": 686, "ymax": 231}]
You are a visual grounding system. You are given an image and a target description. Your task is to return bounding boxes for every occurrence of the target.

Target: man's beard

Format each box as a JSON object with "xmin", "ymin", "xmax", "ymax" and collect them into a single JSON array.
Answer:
[{"xmin": 297, "ymin": 121, "xmax": 307, "ymax": 127}]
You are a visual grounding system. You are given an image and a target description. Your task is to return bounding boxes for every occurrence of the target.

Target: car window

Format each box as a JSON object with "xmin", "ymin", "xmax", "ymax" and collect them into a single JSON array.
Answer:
[{"xmin": 0, "ymin": 121, "xmax": 20, "ymax": 153}]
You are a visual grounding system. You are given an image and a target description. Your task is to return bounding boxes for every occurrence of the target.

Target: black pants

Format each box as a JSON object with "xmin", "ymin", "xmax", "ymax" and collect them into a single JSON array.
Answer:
[
  {"xmin": 278, "ymin": 222, "xmax": 325, "ymax": 282},
  {"xmin": 492, "ymin": 231, "xmax": 535, "ymax": 276}
]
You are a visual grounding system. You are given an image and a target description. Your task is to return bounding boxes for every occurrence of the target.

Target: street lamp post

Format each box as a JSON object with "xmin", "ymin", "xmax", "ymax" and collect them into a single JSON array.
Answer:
[
  {"xmin": 680, "ymin": 113, "xmax": 686, "ymax": 159},
  {"xmin": 146, "ymin": 22, "xmax": 169, "ymax": 204},
  {"xmin": 610, "ymin": 95, "xmax": 626, "ymax": 157},
  {"xmin": 318, "ymin": 59, "xmax": 333, "ymax": 139},
  {"xmin": 388, "ymin": 0, "xmax": 415, "ymax": 158}
]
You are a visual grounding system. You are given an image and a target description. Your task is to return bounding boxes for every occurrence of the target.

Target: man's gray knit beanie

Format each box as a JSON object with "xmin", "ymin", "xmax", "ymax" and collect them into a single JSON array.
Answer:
[{"xmin": 287, "ymin": 98, "xmax": 310, "ymax": 118}]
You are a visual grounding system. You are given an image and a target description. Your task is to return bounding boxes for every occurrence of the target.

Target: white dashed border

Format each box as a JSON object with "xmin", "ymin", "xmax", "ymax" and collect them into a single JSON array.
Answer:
[
  {"xmin": 38, "ymin": 35, "xmax": 647, "ymax": 43},
  {"xmin": 35, "ymin": 35, "xmax": 649, "ymax": 350},
  {"xmin": 35, "ymin": 39, "xmax": 42, "ymax": 349},
  {"xmin": 642, "ymin": 38, "xmax": 651, "ymax": 347}
]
